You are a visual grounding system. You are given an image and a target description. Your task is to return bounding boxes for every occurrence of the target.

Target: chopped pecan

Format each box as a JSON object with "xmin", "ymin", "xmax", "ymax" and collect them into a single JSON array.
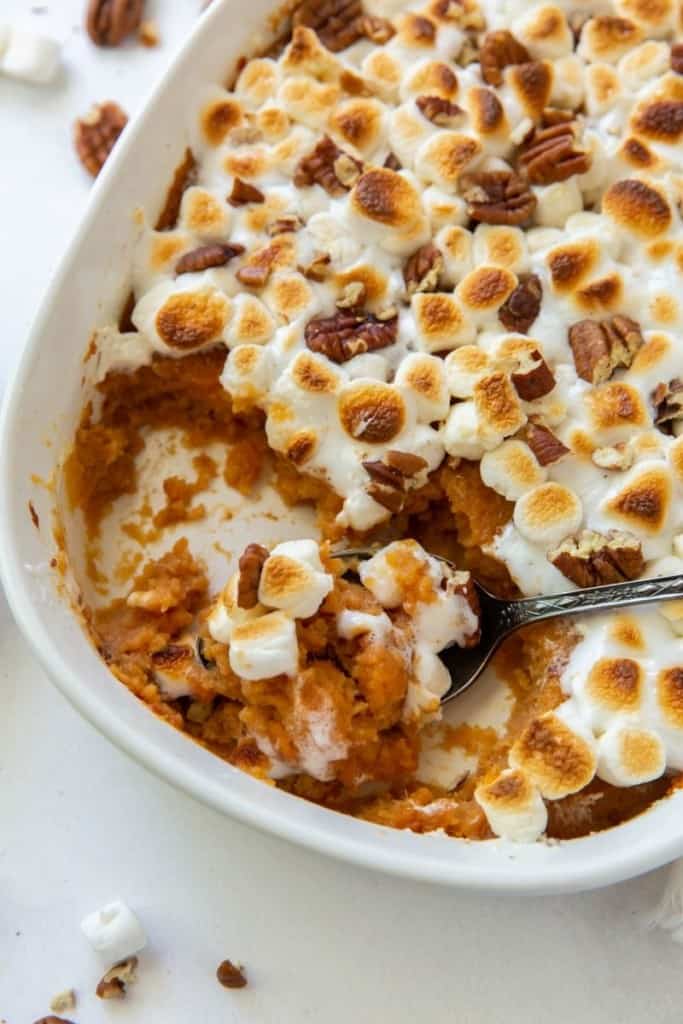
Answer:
[
  {"xmin": 49, "ymin": 991, "xmax": 76, "ymax": 1015},
  {"xmin": 175, "ymin": 243, "xmax": 245, "ymax": 275},
  {"xmin": 267, "ymin": 215, "xmax": 303, "ymax": 236},
  {"xmin": 383, "ymin": 151, "xmax": 402, "ymax": 171},
  {"xmin": 237, "ymin": 543, "xmax": 269, "ymax": 609},
  {"xmin": 403, "ymin": 242, "xmax": 443, "ymax": 295},
  {"xmin": 74, "ymin": 101, "xmax": 128, "ymax": 177},
  {"xmin": 362, "ymin": 450, "xmax": 427, "ymax": 510},
  {"xmin": 359, "ymin": 13, "xmax": 395, "ymax": 43},
  {"xmin": 462, "ymin": 170, "xmax": 536, "ymax": 226},
  {"xmin": 498, "ymin": 274, "xmax": 542, "ymax": 334},
  {"xmin": 367, "ymin": 482, "xmax": 405, "ymax": 512},
  {"xmin": 568, "ymin": 315, "xmax": 644, "ymax": 385},
  {"xmin": 305, "ymin": 310, "xmax": 398, "ymax": 363},
  {"xmin": 228, "ymin": 177, "xmax": 265, "ymax": 206},
  {"xmin": 293, "ymin": 0, "xmax": 364, "ymax": 51},
  {"xmin": 549, "ymin": 529, "xmax": 645, "ymax": 588},
  {"xmin": 333, "ymin": 152, "xmax": 362, "ymax": 188},
  {"xmin": 386, "ymin": 450, "xmax": 428, "ymax": 475},
  {"xmin": 86, "ymin": 0, "xmax": 144, "ymax": 46},
  {"xmin": 672, "ymin": 43, "xmax": 683, "ymax": 75},
  {"xmin": 235, "ymin": 243, "xmax": 278, "ymax": 288},
  {"xmin": 524, "ymin": 422, "xmax": 569, "ymax": 466},
  {"xmin": 363, "ymin": 459, "xmax": 404, "ymax": 489},
  {"xmin": 480, "ymin": 29, "xmax": 530, "ymax": 87},
  {"xmin": 301, "ymin": 252, "xmax": 331, "ymax": 281},
  {"xmin": 138, "ymin": 18, "xmax": 159, "ymax": 46},
  {"xmin": 651, "ymin": 378, "xmax": 683, "ymax": 434},
  {"xmin": 294, "ymin": 136, "xmax": 362, "ymax": 196},
  {"xmin": 415, "ymin": 95, "xmax": 464, "ymax": 126},
  {"xmin": 518, "ymin": 121, "xmax": 591, "ymax": 185},
  {"xmin": 96, "ymin": 957, "xmax": 138, "ymax": 1000},
  {"xmin": 33, "ymin": 1018, "xmax": 75, "ymax": 1024},
  {"xmin": 216, "ymin": 959, "xmax": 248, "ymax": 989},
  {"xmin": 511, "ymin": 348, "xmax": 555, "ymax": 401},
  {"xmin": 591, "ymin": 442, "xmax": 634, "ymax": 471}
]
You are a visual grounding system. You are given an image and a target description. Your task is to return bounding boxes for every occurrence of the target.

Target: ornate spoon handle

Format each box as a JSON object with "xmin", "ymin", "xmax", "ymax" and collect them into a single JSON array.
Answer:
[{"xmin": 495, "ymin": 574, "xmax": 683, "ymax": 635}]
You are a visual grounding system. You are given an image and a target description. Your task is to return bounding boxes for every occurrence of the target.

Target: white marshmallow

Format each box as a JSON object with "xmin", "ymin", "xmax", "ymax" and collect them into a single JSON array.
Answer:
[
  {"xmin": 533, "ymin": 179, "xmax": 583, "ymax": 228},
  {"xmin": 81, "ymin": 901, "xmax": 147, "ymax": 964},
  {"xmin": 336, "ymin": 609, "xmax": 393, "ymax": 641},
  {"xmin": 1, "ymin": 27, "xmax": 61, "ymax": 84},
  {"xmin": 228, "ymin": 611, "xmax": 298, "ymax": 679}
]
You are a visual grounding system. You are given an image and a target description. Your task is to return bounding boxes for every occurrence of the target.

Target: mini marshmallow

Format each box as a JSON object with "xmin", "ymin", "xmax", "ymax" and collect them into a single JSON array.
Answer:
[
  {"xmin": 151, "ymin": 637, "xmax": 195, "ymax": 699},
  {"xmin": 220, "ymin": 343, "xmax": 273, "ymax": 407},
  {"xmin": 510, "ymin": 707, "xmax": 597, "ymax": 799},
  {"xmin": 228, "ymin": 611, "xmax": 298, "ymax": 679},
  {"xmin": 596, "ymin": 725, "xmax": 665, "ymax": 787},
  {"xmin": 336, "ymin": 609, "xmax": 393, "ymax": 642},
  {"xmin": 514, "ymin": 483, "xmax": 583, "ymax": 547},
  {"xmin": 480, "ymin": 440, "xmax": 547, "ymax": 501},
  {"xmin": 132, "ymin": 278, "xmax": 232, "ymax": 356},
  {"xmin": 443, "ymin": 400, "xmax": 500, "ymax": 460},
  {"xmin": 412, "ymin": 292, "xmax": 476, "ymax": 352},
  {"xmin": 258, "ymin": 539, "xmax": 333, "ymax": 619},
  {"xmin": 394, "ymin": 352, "xmax": 449, "ymax": 421},
  {"xmin": 533, "ymin": 179, "xmax": 583, "ymax": 229},
  {"xmin": 475, "ymin": 769, "xmax": 548, "ymax": 843},
  {"xmin": 444, "ymin": 345, "xmax": 492, "ymax": 398},
  {"xmin": 81, "ymin": 901, "xmax": 147, "ymax": 964},
  {"xmin": 208, "ymin": 573, "xmax": 264, "ymax": 645},
  {"xmin": 224, "ymin": 294, "xmax": 276, "ymax": 348},
  {"xmin": 1, "ymin": 27, "xmax": 61, "ymax": 84},
  {"xmin": 412, "ymin": 646, "xmax": 451, "ymax": 699}
]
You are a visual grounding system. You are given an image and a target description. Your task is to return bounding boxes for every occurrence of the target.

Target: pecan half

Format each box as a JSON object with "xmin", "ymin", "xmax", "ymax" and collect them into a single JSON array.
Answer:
[
  {"xmin": 403, "ymin": 242, "xmax": 443, "ymax": 295},
  {"xmin": 524, "ymin": 422, "xmax": 569, "ymax": 466},
  {"xmin": 228, "ymin": 177, "xmax": 265, "ymax": 206},
  {"xmin": 672, "ymin": 43, "xmax": 683, "ymax": 75},
  {"xmin": 415, "ymin": 95, "xmax": 464, "ymax": 126},
  {"xmin": 176, "ymin": 243, "xmax": 245, "ymax": 275},
  {"xmin": 74, "ymin": 101, "xmax": 128, "ymax": 177},
  {"xmin": 96, "ymin": 957, "xmax": 138, "ymax": 1000},
  {"xmin": 498, "ymin": 274, "xmax": 542, "ymax": 334},
  {"xmin": 568, "ymin": 315, "xmax": 644, "ymax": 385},
  {"xmin": 511, "ymin": 348, "xmax": 555, "ymax": 401},
  {"xmin": 518, "ymin": 121, "xmax": 591, "ymax": 185},
  {"xmin": 293, "ymin": 0, "xmax": 392, "ymax": 51},
  {"xmin": 86, "ymin": 0, "xmax": 144, "ymax": 46},
  {"xmin": 480, "ymin": 29, "xmax": 530, "ymax": 87},
  {"xmin": 549, "ymin": 529, "xmax": 645, "ymax": 588},
  {"xmin": 294, "ymin": 136, "xmax": 362, "ymax": 196},
  {"xmin": 216, "ymin": 959, "xmax": 248, "ymax": 989},
  {"xmin": 651, "ymin": 378, "xmax": 683, "ymax": 434},
  {"xmin": 237, "ymin": 543, "xmax": 269, "ymax": 609},
  {"xmin": 462, "ymin": 170, "xmax": 536, "ymax": 226},
  {"xmin": 305, "ymin": 311, "xmax": 398, "ymax": 363}
]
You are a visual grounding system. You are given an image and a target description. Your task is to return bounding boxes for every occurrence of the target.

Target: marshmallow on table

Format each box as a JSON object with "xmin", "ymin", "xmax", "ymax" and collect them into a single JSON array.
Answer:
[
  {"xmin": 81, "ymin": 901, "xmax": 147, "ymax": 964},
  {"xmin": 0, "ymin": 26, "xmax": 61, "ymax": 84}
]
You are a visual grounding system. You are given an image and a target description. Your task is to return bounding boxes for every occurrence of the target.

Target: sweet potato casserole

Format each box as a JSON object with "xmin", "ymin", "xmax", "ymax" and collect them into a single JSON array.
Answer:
[{"xmin": 64, "ymin": 0, "xmax": 683, "ymax": 843}]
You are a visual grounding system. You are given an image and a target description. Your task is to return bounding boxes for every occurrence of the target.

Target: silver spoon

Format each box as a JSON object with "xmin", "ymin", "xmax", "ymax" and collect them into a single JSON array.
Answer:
[{"xmin": 338, "ymin": 549, "xmax": 683, "ymax": 705}]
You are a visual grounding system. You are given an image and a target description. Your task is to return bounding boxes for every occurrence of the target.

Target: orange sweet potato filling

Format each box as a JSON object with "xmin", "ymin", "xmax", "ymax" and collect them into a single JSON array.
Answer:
[{"xmin": 69, "ymin": 349, "xmax": 679, "ymax": 840}]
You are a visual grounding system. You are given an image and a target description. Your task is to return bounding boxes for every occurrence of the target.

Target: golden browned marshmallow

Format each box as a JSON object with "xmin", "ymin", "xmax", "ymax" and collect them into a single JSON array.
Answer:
[
  {"xmin": 596, "ymin": 725, "xmax": 665, "ymax": 786},
  {"xmin": 263, "ymin": 272, "xmax": 316, "ymax": 323},
  {"xmin": 474, "ymin": 371, "xmax": 526, "ymax": 437},
  {"xmin": 179, "ymin": 188, "xmax": 231, "ymax": 240},
  {"xmin": 361, "ymin": 49, "xmax": 402, "ymax": 103},
  {"xmin": 279, "ymin": 76, "xmax": 341, "ymax": 129},
  {"xmin": 224, "ymin": 294, "xmax": 275, "ymax": 348},
  {"xmin": 393, "ymin": 12, "xmax": 439, "ymax": 49},
  {"xmin": 615, "ymin": 0, "xmax": 676, "ymax": 34},
  {"xmin": 337, "ymin": 381, "xmax": 407, "ymax": 444},
  {"xmin": 587, "ymin": 382, "xmax": 649, "ymax": 434},
  {"xmin": 657, "ymin": 665, "xmax": 683, "ymax": 728},
  {"xmin": 329, "ymin": 98, "xmax": 386, "ymax": 156},
  {"xmin": 256, "ymin": 105, "xmax": 291, "ymax": 141},
  {"xmin": 584, "ymin": 63, "xmax": 622, "ymax": 116},
  {"xmin": 228, "ymin": 611, "xmax": 298, "ymax": 680},
  {"xmin": 579, "ymin": 16, "xmax": 643, "ymax": 63},
  {"xmin": 480, "ymin": 439, "xmax": 547, "ymax": 501},
  {"xmin": 348, "ymin": 168, "xmax": 429, "ymax": 254},
  {"xmin": 509, "ymin": 711, "xmax": 597, "ymax": 799},
  {"xmin": 617, "ymin": 136, "xmax": 661, "ymax": 173},
  {"xmin": 235, "ymin": 57, "xmax": 281, "ymax": 106},
  {"xmin": 517, "ymin": 5, "xmax": 573, "ymax": 59},
  {"xmin": 220, "ymin": 343, "xmax": 272, "ymax": 407},
  {"xmin": 280, "ymin": 25, "xmax": 341, "ymax": 81},
  {"xmin": 514, "ymin": 481, "xmax": 583, "ymax": 546},
  {"xmin": 466, "ymin": 86, "xmax": 509, "ymax": 140},
  {"xmin": 474, "ymin": 768, "xmax": 548, "ymax": 842},
  {"xmin": 455, "ymin": 266, "xmax": 517, "ymax": 322},
  {"xmin": 605, "ymin": 465, "xmax": 672, "ymax": 534},
  {"xmin": 630, "ymin": 98, "xmax": 683, "ymax": 144},
  {"xmin": 149, "ymin": 287, "xmax": 231, "ymax": 353},
  {"xmin": 199, "ymin": 92, "xmax": 244, "ymax": 146},
  {"xmin": 608, "ymin": 614, "xmax": 646, "ymax": 650},
  {"xmin": 394, "ymin": 352, "xmax": 449, "ymax": 421},
  {"xmin": 602, "ymin": 178, "xmax": 672, "ymax": 238},
  {"xmin": 473, "ymin": 226, "xmax": 527, "ymax": 272},
  {"xmin": 335, "ymin": 264, "xmax": 390, "ymax": 307},
  {"xmin": 412, "ymin": 292, "xmax": 475, "ymax": 352},
  {"xmin": 257, "ymin": 540, "xmax": 333, "ymax": 619},
  {"xmin": 618, "ymin": 39, "xmax": 670, "ymax": 89},
  {"xmin": 291, "ymin": 350, "xmax": 340, "ymax": 395},
  {"xmin": 505, "ymin": 60, "xmax": 554, "ymax": 119},
  {"xmin": 585, "ymin": 657, "xmax": 644, "ymax": 713},
  {"xmin": 223, "ymin": 145, "xmax": 271, "ymax": 181},
  {"xmin": 574, "ymin": 273, "xmax": 625, "ymax": 315},
  {"xmin": 546, "ymin": 238, "xmax": 600, "ymax": 295},
  {"xmin": 414, "ymin": 132, "xmax": 483, "ymax": 190},
  {"xmin": 403, "ymin": 60, "xmax": 459, "ymax": 100},
  {"xmin": 444, "ymin": 344, "xmax": 492, "ymax": 397},
  {"xmin": 436, "ymin": 225, "xmax": 473, "ymax": 284}
]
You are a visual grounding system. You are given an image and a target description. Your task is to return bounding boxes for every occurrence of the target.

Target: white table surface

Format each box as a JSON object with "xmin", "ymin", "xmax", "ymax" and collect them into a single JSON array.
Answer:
[{"xmin": 2, "ymin": 2, "xmax": 682, "ymax": 1021}]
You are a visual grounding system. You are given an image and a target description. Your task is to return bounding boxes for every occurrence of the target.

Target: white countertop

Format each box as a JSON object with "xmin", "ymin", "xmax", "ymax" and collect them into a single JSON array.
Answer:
[{"xmin": 2, "ymin": 2, "xmax": 682, "ymax": 1021}]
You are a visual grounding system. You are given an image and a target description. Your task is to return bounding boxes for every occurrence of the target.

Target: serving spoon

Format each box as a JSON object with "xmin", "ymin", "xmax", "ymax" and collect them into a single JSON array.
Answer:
[{"xmin": 338, "ymin": 550, "xmax": 683, "ymax": 705}]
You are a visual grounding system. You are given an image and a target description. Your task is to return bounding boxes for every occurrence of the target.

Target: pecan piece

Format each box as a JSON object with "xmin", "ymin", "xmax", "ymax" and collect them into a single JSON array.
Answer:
[
  {"xmin": 498, "ymin": 274, "xmax": 542, "ymax": 334},
  {"xmin": 549, "ymin": 530, "xmax": 645, "ymax": 588},
  {"xmin": 511, "ymin": 348, "xmax": 555, "ymax": 402},
  {"xmin": 268, "ymin": 215, "xmax": 303, "ymax": 236},
  {"xmin": 228, "ymin": 177, "xmax": 265, "ymax": 206},
  {"xmin": 74, "ymin": 101, "xmax": 128, "ymax": 177},
  {"xmin": 176, "ymin": 243, "xmax": 245, "ymax": 275},
  {"xmin": 385, "ymin": 450, "xmax": 428, "ymax": 475},
  {"xmin": 363, "ymin": 459, "xmax": 404, "ymax": 489},
  {"xmin": 294, "ymin": 136, "xmax": 362, "ymax": 196},
  {"xmin": 294, "ymin": 0, "xmax": 363, "ymax": 50},
  {"xmin": 524, "ymin": 422, "xmax": 569, "ymax": 466},
  {"xmin": 216, "ymin": 959, "xmax": 248, "ymax": 989},
  {"xmin": 383, "ymin": 151, "xmax": 402, "ymax": 171},
  {"xmin": 651, "ymin": 378, "xmax": 683, "ymax": 434},
  {"xmin": 96, "ymin": 956, "xmax": 138, "ymax": 1000},
  {"xmin": 403, "ymin": 242, "xmax": 443, "ymax": 295},
  {"xmin": 237, "ymin": 543, "xmax": 269, "ymax": 609},
  {"xmin": 462, "ymin": 170, "xmax": 536, "ymax": 226},
  {"xmin": 518, "ymin": 121, "xmax": 591, "ymax": 185},
  {"xmin": 367, "ymin": 482, "xmax": 405, "ymax": 512},
  {"xmin": 305, "ymin": 311, "xmax": 398, "ymax": 363},
  {"xmin": 672, "ymin": 43, "xmax": 683, "ymax": 75},
  {"xmin": 235, "ymin": 243, "xmax": 279, "ymax": 288},
  {"xmin": 568, "ymin": 315, "xmax": 643, "ymax": 385},
  {"xmin": 480, "ymin": 29, "xmax": 530, "ymax": 87},
  {"xmin": 86, "ymin": 0, "xmax": 144, "ymax": 46},
  {"xmin": 416, "ymin": 95, "xmax": 464, "ymax": 126},
  {"xmin": 33, "ymin": 1018, "xmax": 75, "ymax": 1024}
]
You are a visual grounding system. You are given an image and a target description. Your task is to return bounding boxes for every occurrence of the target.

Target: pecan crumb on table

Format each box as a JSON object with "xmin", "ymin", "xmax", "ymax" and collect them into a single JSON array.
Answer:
[
  {"xmin": 216, "ymin": 959, "xmax": 248, "ymax": 989},
  {"xmin": 74, "ymin": 101, "xmax": 128, "ymax": 177}
]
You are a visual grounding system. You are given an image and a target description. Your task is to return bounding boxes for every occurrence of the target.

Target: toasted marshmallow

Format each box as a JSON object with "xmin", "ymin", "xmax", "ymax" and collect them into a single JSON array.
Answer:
[
  {"xmin": 480, "ymin": 440, "xmax": 547, "ymax": 501},
  {"xmin": 614, "ymin": 0, "xmax": 676, "ymax": 36},
  {"xmin": 510, "ymin": 708, "xmax": 597, "ymax": 799},
  {"xmin": 472, "ymin": 226, "xmax": 528, "ymax": 273},
  {"xmin": 584, "ymin": 63, "xmax": 624, "ymax": 117},
  {"xmin": 475, "ymin": 769, "xmax": 548, "ymax": 842},
  {"xmin": 132, "ymin": 278, "xmax": 231, "ymax": 355},
  {"xmin": 517, "ymin": 5, "xmax": 573, "ymax": 60},
  {"xmin": 208, "ymin": 572, "xmax": 265, "ymax": 645},
  {"xmin": 576, "ymin": 656, "xmax": 645, "ymax": 731},
  {"xmin": 0, "ymin": 27, "xmax": 61, "ymax": 84},
  {"xmin": 534, "ymin": 179, "xmax": 583, "ymax": 228},
  {"xmin": 549, "ymin": 54, "xmax": 585, "ymax": 110},
  {"xmin": 443, "ymin": 400, "xmax": 498, "ymax": 459},
  {"xmin": 444, "ymin": 345, "xmax": 492, "ymax": 398},
  {"xmin": 602, "ymin": 178, "xmax": 672, "ymax": 239},
  {"xmin": 435, "ymin": 224, "xmax": 473, "ymax": 285},
  {"xmin": 228, "ymin": 611, "xmax": 298, "ymax": 679},
  {"xmin": 412, "ymin": 292, "xmax": 475, "ymax": 352},
  {"xmin": 578, "ymin": 16, "xmax": 643, "ymax": 64},
  {"xmin": 596, "ymin": 725, "xmax": 665, "ymax": 786},
  {"xmin": 258, "ymin": 539, "xmax": 333, "ymax": 618},
  {"xmin": 394, "ymin": 352, "xmax": 449, "ymax": 421},
  {"xmin": 220, "ymin": 343, "xmax": 273, "ymax": 407},
  {"xmin": 235, "ymin": 56, "xmax": 281, "ymax": 107},
  {"xmin": 618, "ymin": 40, "xmax": 670, "ymax": 90},
  {"xmin": 362, "ymin": 48, "xmax": 402, "ymax": 103},
  {"xmin": 178, "ymin": 187, "xmax": 232, "ymax": 240},
  {"xmin": 81, "ymin": 901, "xmax": 147, "ymax": 964},
  {"xmin": 151, "ymin": 637, "xmax": 196, "ymax": 699},
  {"xmin": 329, "ymin": 97, "xmax": 387, "ymax": 157},
  {"xmin": 197, "ymin": 87, "xmax": 245, "ymax": 148},
  {"xmin": 514, "ymin": 482, "xmax": 583, "ymax": 547},
  {"xmin": 414, "ymin": 131, "xmax": 483, "ymax": 190},
  {"xmin": 400, "ymin": 57, "xmax": 460, "ymax": 101},
  {"xmin": 455, "ymin": 267, "xmax": 517, "ymax": 325},
  {"xmin": 347, "ymin": 169, "xmax": 430, "ymax": 255},
  {"xmin": 224, "ymin": 293, "xmax": 275, "ymax": 348}
]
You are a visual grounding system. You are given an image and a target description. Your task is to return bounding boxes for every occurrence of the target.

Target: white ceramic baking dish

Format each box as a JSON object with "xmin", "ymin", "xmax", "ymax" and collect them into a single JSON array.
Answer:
[{"xmin": 2, "ymin": 0, "xmax": 683, "ymax": 893}]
